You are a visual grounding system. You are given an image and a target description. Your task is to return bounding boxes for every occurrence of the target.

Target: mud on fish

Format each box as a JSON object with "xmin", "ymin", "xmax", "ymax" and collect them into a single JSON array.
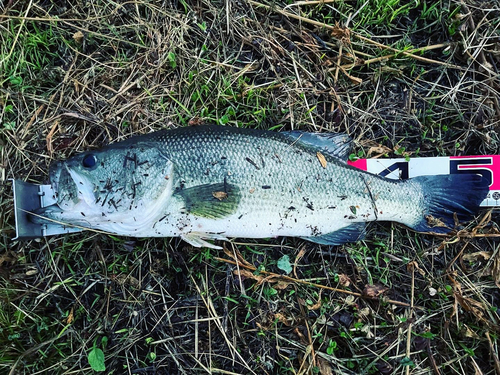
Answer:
[{"xmin": 31, "ymin": 125, "xmax": 489, "ymax": 248}]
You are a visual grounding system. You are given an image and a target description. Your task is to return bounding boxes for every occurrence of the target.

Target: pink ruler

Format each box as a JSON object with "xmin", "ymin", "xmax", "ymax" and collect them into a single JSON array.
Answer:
[{"xmin": 348, "ymin": 155, "xmax": 500, "ymax": 207}]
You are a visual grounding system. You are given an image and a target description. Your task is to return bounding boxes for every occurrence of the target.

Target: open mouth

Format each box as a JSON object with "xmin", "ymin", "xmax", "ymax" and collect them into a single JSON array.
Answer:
[
  {"xmin": 48, "ymin": 161, "xmax": 63, "ymax": 200},
  {"xmin": 29, "ymin": 161, "xmax": 95, "ymax": 225},
  {"xmin": 29, "ymin": 162, "xmax": 74, "ymax": 224}
]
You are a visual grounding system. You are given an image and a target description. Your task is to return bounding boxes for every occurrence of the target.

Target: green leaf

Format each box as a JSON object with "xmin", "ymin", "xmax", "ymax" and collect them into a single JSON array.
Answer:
[
  {"xmin": 327, "ymin": 339, "xmax": 338, "ymax": 355},
  {"xmin": 198, "ymin": 21, "xmax": 207, "ymax": 32},
  {"xmin": 277, "ymin": 255, "xmax": 292, "ymax": 274},
  {"xmin": 417, "ymin": 331, "xmax": 437, "ymax": 339},
  {"xmin": 348, "ymin": 153, "xmax": 359, "ymax": 162},
  {"xmin": 88, "ymin": 348, "xmax": 106, "ymax": 372},
  {"xmin": 9, "ymin": 76, "xmax": 22, "ymax": 85},
  {"xmin": 3, "ymin": 121, "xmax": 16, "ymax": 130},
  {"xmin": 219, "ymin": 114, "xmax": 229, "ymax": 125},
  {"xmin": 101, "ymin": 336, "xmax": 108, "ymax": 349},
  {"xmin": 400, "ymin": 357, "xmax": 415, "ymax": 367},
  {"xmin": 167, "ymin": 52, "xmax": 177, "ymax": 69},
  {"xmin": 265, "ymin": 287, "xmax": 278, "ymax": 296}
]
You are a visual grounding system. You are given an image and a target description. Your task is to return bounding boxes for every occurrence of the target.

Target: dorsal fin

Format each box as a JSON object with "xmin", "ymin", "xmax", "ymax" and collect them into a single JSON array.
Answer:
[{"xmin": 282, "ymin": 131, "xmax": 352, "ymax": 161}]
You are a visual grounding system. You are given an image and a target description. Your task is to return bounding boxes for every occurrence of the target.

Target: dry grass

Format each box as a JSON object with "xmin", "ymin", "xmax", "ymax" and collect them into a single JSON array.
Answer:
[{"xmin": 1, "ymin": 0, "xmax": 500, "ymax": 374}]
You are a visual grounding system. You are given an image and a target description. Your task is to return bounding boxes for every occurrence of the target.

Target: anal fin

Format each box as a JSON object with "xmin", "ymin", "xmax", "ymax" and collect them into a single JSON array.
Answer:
[{"xmin": 301, "ymin": 222, "xmax": 366, "ymax": 245}]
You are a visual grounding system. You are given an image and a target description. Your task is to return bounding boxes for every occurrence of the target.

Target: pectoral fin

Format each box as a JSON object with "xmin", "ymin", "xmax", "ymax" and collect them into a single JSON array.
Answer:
[
  {"xmin": 181, "ymin": 232, "xmax": 229, "ymax": 249},
  {"xmin": 302, "ymin": 223, "xmax": 366, "ymax": 245},
  {"xmin": 175, "ymin": 182, "xmax": 241, "ymax": 219}
]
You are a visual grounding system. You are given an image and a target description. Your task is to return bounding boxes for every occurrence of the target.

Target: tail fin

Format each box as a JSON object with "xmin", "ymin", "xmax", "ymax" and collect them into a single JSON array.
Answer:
[{"xmin": 410, "ymin": 174, "xmax": 489, "ymax": 233}]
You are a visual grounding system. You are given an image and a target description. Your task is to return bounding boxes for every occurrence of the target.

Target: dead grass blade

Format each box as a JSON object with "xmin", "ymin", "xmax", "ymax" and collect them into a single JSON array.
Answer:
[
  {"xmin": 216, "ymin": 256, "xmax": 411, "ymax": 307},
  {"xmin": 248, "ymin": 0, "xmax": 464, "ymax": 69}
]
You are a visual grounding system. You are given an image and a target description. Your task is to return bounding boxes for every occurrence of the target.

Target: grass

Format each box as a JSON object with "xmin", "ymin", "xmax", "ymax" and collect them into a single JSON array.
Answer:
[{"xmin": 1, "ymin": 0, "xmax": 500, "ymax": 373}]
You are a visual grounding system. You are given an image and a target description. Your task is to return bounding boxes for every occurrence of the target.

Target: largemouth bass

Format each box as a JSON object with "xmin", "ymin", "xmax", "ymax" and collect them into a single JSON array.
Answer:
[{"xmin": 32, "ymin": 125, "xmax": 489, "ymax": 248}]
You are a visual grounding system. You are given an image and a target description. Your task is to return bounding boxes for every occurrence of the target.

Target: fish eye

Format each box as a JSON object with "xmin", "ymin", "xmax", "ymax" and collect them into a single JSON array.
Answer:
[{"xmin": 82, "ymin": 154, "xmax": 97, "ymax": 169}]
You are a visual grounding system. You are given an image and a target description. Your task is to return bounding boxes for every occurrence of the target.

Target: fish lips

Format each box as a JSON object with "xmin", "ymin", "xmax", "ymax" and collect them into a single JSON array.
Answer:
[
  {"xmin": 27, "ymin": 161, "xmax": 69, "ymax": 224},
  {"xmin": 49, "ymin": 160, "xmax": 64, "ymax": 196}
]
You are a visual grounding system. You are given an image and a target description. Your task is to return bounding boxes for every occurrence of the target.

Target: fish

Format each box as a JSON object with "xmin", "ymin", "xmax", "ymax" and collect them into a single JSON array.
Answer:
[{"xmin": 31, "ymin": 125, "xmax": 489, "ymax": 248}]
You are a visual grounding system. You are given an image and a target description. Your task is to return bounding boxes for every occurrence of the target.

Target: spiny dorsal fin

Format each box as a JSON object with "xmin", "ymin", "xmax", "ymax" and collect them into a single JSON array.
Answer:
[{"xmin": 283, "ymin": 131, "xmax": 352, "ymax": 161}]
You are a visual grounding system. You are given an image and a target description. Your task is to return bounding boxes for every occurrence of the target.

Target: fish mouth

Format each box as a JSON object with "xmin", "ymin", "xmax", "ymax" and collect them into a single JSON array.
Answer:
[
  {"xmin": 29, "ymin": 161, "xmax": 94, "ymax": 224},
  {"xmin": 29, "ymin": 162, "xmax": 78, "ymax": 224}
]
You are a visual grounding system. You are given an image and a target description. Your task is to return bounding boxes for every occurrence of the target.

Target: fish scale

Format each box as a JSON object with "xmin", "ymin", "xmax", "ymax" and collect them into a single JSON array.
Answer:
[{"xmin": 31, "ymin": 125, "xmax": 489, "ymax": 248}]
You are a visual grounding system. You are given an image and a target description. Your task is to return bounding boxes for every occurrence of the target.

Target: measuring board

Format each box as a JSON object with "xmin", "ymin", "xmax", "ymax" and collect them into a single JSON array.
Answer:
[
  {"xmin": 349, "ymin": 155, "xmax": 500, "ymax": 207},
  {"xmin": 11, "ymin": 155, "xmax": 500, "ymax": 240}
]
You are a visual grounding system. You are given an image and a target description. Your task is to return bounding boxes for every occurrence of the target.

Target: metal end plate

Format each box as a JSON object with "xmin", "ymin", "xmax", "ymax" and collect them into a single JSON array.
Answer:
[{"xmin": 11, "ymin": 179, "xmax": 83, "ymax": 240}]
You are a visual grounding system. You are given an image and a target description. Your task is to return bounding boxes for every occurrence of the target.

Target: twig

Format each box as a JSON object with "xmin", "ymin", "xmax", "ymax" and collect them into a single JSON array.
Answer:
[
  {"xmin": 9, "ymin": 334, "xmax": 68, "ymax": 375},
  {"xmin": 20, "ymin": 208, "xmax": 112, "ymax": 235},
  {"xmin": 248, "ymin": 0, "xmax": 464, "ymax": 70},
  {"xmin": 297, "ymin": 319, "xmax": 316, "ymax": 375},
  {"xmin": 405, "ymin": 262, "xmax": 416, "ymax": 375},
  {"xmin": 334, "ymin": 42, "xmax": 343, "ymax": 83},
  {"xmin": 0, "ymin": 14, "xmax": 149, "ymax": 49},
  {"xmin": 426, "ymin": 338, "xmax": 442, "ymax": 375},
  {"xmin": 338, "ymin": 43, "xmax": 453, "ymax": 70},
  {"xmin": 352, "ymin": 33, "xmax": 461, "ymax": 69},
  {"xmin": 486, "ymin": 331, "xmax": 500, "ymax": 375},
  {"xmin": 190, "ymin": 273, "xmax": 257, "ymax": 374},
  {"xmin": 215, "ymin": 257, "xmax": 412, "ymax": 307},
  {"xmin": 0, "ymin": 0, "xmax": 33, "ymax": 68},
  {"xmin": 446, "ymin": 241, "xmax": 469, "ymax": 273},
  {"xmin": 284, "ymin": 0, "xmax": 342, "ymax": 7}
]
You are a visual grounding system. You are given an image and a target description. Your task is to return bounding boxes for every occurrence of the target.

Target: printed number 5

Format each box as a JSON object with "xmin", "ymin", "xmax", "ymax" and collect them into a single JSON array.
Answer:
[{"xmin": 449, "ymin": 158, "xmax": 493, "ymax": 187}]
